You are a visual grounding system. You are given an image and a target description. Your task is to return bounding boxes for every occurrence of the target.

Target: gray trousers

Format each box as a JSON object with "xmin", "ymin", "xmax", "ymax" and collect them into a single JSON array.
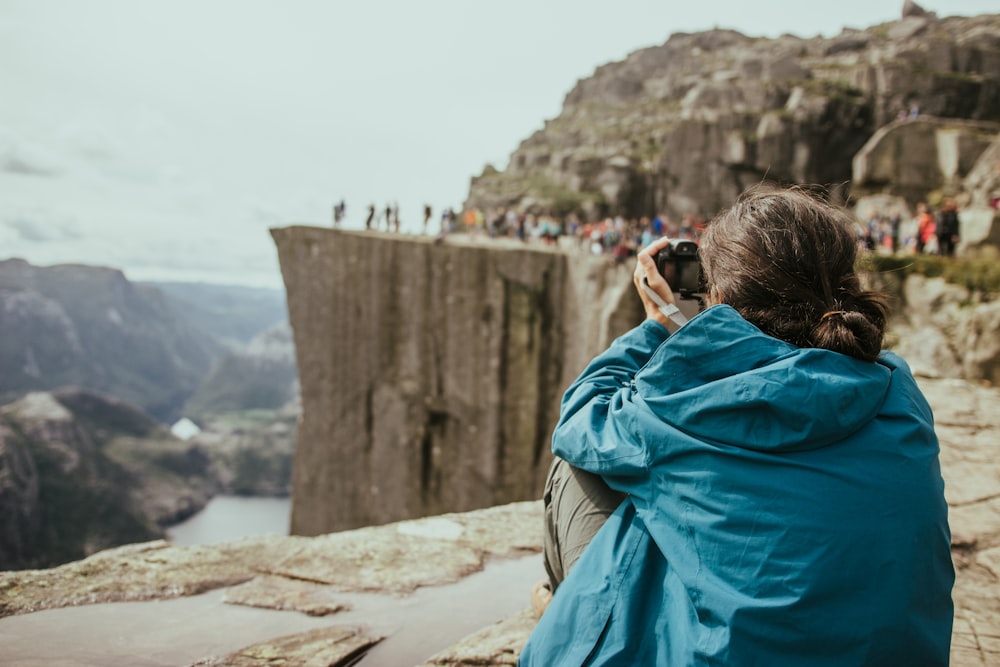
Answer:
[{"xmin": 542, "ymin": 457, "xmax": 627, "ymax": 590}]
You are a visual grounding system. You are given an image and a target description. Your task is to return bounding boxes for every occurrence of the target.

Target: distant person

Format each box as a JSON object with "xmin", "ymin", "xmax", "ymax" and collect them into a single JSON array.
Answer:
[
  {"xmin": 915, "ymin": 202, "xmax": 935, "ymax": 253},
  {"xmin": 365, "ymin": 204, "xmax": 375, "ymax": 230},
  {"xmin": 520, "ymin": 185, "xmax": 954, "ymax": 666},
  {"xmin": 423, "ymin": 204, "xmax": 432, "ymax": 234},
  {"xmin": 384, "ymin": 204, "xmax": 393, "ymax": 231},
  {"xmin": 889, "ymin": 209, "xmax": 902, "ymax": 252},
  {"xmin": 333, "ymin": 199, "xmax": 346, "ymax": 226},
  {"xmin": 392, "ymin": 202, "xmax": 400, "ymax": 233},
  {"xmin": 652, "ymin": 214, "xmax": 664, "ymax": 236},
  {"xmin": 936, "ymin": 198, "xmax": 960, "ymax": 257}
]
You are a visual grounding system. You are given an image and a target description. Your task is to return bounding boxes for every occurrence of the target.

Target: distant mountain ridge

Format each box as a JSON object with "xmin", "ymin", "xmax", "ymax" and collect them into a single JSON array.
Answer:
[
  {"xmin": 182, "ymin": 322, "xmax": 298, "ymax": 422},
  {"xmin": 147, "ymin": 281, "xmax": 287, "ymax": 347},
  {"xmin": 0, "ymin": 258, "xmax": 293, "ymax": 424},
  {"xmin": 0, "ymin": 258, "xmax": 222, "ymax": 422}
]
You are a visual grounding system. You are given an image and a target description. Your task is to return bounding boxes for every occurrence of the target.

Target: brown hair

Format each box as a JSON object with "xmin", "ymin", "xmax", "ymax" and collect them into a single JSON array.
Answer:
[{"xmin": 701, "ymin": 185, "xmax": 888, "ymax": 362}]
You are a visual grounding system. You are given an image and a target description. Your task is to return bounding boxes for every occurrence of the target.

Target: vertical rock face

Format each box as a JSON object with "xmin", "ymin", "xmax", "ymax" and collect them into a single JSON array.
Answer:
[
  {"xmin": 272, "ymin": 228, "xmax": 641, "ymax": 535},
  {"xmin": 852, "ymin": 118, "xmax": 1000, "ymax": 207}
]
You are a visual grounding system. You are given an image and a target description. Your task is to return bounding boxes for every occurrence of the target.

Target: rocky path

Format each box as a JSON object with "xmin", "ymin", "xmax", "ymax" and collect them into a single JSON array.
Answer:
[{"xmin": 0, "ymin": 377, "xmax": 997, "ymax": 666}]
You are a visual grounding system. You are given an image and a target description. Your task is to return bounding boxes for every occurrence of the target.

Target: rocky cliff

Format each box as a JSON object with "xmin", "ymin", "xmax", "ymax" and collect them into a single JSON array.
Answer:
[
  {"xmin": 275, "ymin": 225, "xmax": 1000, "ymax": 539},
  {"xmin": 272, "ymin": 229, "xmax": 645, "ymax": 535},
  {"xmin": 0, "ymin": 389, "xmax": 217, "ymax": 569},
  {"xmin": 466, "ymin": 8, "xmax": 1000, "ymax": 220}
]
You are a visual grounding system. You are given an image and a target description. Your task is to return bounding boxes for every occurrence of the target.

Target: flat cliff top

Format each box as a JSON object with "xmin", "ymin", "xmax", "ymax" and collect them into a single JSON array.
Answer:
[{"xmin": 0, "ymin": 376, "xmax": 998, "ymax": 666}]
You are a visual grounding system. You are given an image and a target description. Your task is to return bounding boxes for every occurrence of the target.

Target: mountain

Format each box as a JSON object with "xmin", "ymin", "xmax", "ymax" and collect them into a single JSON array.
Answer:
[
  {"xmin": 181, "ymin": 322, "xmax": 298, "ymax": 423},
  {"xmin": 147, "ymin": 281, "xmax": 287, "ymax": 347},
  {"xmin": 0, "ymin": 258, "xmax": 223, "ymax": 423},
  {"xmin": 466, "ymin": 6, "xmax": 1000, "ymax": 220},
  {"xmin": 0, "ymin": 389, "xmax": 217, "ymax": 570}
]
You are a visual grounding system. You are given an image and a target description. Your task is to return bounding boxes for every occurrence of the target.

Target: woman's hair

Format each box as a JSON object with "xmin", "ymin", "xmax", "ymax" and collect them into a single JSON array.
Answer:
[{"xmin": 700, "ymin": 185, "xmax": 889, "ymax": 362}]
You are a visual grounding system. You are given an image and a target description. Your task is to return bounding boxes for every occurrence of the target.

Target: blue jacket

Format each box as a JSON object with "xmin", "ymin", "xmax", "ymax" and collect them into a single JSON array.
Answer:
[{"xmin": 519, "ymin": 305, "xmax": 954, "ymax": 666}]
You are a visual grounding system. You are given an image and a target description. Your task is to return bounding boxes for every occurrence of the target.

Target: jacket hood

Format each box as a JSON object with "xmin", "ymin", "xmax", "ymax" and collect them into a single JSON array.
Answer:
[{"xmin": 633, "ymin": 305, "xmax": 892, "ymax": 452}]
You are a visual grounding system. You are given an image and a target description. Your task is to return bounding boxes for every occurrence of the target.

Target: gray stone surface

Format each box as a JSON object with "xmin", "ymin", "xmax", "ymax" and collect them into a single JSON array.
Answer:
[
  {"xmin": 1, "ymin": 377, "xmax": 998, "ymax": 666},
  {"xmin": 415, "ymin": 608, "xmax": 536, "ymax": 667},
  {"xmin": 0, "ymin": 501, "xmax": 542, "ymax": 619},
  {"xmin": 189, "ymin": 625, "xmax": 384, "ymax": 667},
  {"xmin": 920, "ymin": 377, "xmax": 1000, "ymax": 666},
  {"xmin": 890, "ymin": 274, "xmax": 1000, "ymax": 386},
  {"xmin": 852, "ymin": 118, "xmax": 1000, "ymax": 208}
]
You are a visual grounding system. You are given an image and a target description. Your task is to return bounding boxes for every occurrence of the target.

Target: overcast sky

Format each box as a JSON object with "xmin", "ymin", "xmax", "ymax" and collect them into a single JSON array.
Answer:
[{"xmin": 1, "ymin": 0, "xmax": 996, "ymax": 287}]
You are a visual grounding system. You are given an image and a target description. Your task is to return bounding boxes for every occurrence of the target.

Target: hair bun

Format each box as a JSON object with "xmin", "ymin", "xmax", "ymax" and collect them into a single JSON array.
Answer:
[{"xmin": 811, "ymin": 308, "xmax": 884, "ymax": 362}]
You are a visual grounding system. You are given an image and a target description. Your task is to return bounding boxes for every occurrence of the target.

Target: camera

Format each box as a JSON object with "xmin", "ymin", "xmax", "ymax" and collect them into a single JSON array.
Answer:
[{"xmin": 654, "ymin": 238, "xmax": 704, "ymax": 298}]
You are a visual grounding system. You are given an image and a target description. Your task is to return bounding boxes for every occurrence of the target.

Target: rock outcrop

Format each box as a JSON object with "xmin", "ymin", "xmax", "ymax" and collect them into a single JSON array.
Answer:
[
  {"xmin": 465, "ymin": 10, "xmax": 1000, "ymax": 221},
  {"xmin": 272, "ymin": 228, "xmax": 644, "ymax": 535},
  {"xmin": 883, "ymin": 274, "xmax": 1000, "ymax": 384},
  {"xmin": 0, "ymin": 379, "xmax": 997, "ymax": 666},
  {"xmin": 0, "ymin": 389, "xmax": 217, "ymax": 570},
  {"xmin": 852, "ymin": 117, "xmax": 999, "ymax": 208}
]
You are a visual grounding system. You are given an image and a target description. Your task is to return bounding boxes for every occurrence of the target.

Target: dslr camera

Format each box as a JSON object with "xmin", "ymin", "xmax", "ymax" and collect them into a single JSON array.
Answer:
[{"xmin": 654, "ymin": 238, "xmax": 704, "ymax": 300}]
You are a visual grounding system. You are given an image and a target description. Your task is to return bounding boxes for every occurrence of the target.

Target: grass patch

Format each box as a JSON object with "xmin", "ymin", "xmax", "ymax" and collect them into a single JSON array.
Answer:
[
  {"xmin": 206, "ymin": 409, "xmax": 281, "ymax": 430},
  {"xmin": 859, "ymin": 254, "xmax": 1000, "ymax": 294}
]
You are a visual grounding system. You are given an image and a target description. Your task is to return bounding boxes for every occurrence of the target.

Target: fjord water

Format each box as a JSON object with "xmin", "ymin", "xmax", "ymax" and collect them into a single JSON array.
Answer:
[{"xmin": 165, "ymin": 495, "xmax": 291, "ymax": 546}]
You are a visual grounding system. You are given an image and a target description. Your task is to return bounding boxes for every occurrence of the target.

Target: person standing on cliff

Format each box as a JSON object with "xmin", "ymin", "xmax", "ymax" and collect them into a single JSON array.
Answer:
[
  {"xmin": 333, "ymin": 199, "xmax": 346, "ymax": 226},
  {"xmin": 365, "ymin": 204, "xmax": 375, "ymax": 230},
  {"xmin": 936, "ymin": 197, "xmax": 960, "ymax": 257},
  {"xmin": 915, "ymin": 202, "xmax": 935, "ymax": 253},
  {"xmin": 520, "ymin": 185, "xmax": 954, "ymax": 666}
]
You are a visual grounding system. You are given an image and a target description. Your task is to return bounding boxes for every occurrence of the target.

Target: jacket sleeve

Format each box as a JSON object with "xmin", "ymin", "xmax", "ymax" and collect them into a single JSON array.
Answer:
[{"xmin": 551, "ymin": 319, "xmax": 668, "ymax": 490}]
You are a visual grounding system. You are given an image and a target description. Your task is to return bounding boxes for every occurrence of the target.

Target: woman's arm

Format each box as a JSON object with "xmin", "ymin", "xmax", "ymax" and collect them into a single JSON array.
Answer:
[
  {"xmin": 552, "ymin": 319, "xmax": 667, "ymax": 481},
  {"xmin": 552, "ymin": 237, "xmax": 679, "ymax": 488}
]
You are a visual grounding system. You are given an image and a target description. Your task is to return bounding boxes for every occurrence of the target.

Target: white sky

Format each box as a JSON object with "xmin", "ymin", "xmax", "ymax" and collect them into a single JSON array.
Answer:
[{"xmin": 1, "ymin": 0, "xmax": 997, "ymax": 287}]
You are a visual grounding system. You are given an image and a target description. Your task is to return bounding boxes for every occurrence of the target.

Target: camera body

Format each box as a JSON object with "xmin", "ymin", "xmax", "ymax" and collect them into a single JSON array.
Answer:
[{"xmin": 654, "ymin": 238, "xmax": 703, "ymax": 298}]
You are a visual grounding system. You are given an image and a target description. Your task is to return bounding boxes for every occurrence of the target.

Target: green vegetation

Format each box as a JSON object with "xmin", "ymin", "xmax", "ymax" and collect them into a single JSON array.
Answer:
[
  {"xmin": 860, "ymin": 254, "xmax": 1000, "ymax": 294},
  {"xmin": 200, "ymin": 408, "xmax": 297, "ymax": 497},
  {"xmin": 206, "ymin": 408, "xmax": 282, "ymax": 430},
  {"xmin": 799, "ymin": 77, "xmax": 865, "ymax": 101},
  {"xmin": 525, "ymin": 175, "xmax": 607, "ymax": 218},
  {"xmin": 182, "ymin": 353, "xmax": 297, "ymax": 423}
]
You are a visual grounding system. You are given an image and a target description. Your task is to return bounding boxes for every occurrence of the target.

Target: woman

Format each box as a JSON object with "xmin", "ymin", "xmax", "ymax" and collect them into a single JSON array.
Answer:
[{"xmin": 519, "ymin": 186, "xmax": 954, "ymax": 666}]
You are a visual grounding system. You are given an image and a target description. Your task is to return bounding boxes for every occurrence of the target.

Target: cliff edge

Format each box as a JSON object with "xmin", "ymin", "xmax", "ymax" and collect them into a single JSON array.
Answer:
[{"xmin": 271, "ymin": 228, "xmax": 644, "ymax": 535}]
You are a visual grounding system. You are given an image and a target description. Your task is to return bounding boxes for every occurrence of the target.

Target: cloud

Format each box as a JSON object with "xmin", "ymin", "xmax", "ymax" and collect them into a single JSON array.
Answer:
[
  {"xmin": 2, "ymin": 155, "xmax": 56, "ymax": 176},
  {"xmin": 0, "ymin": 129, "xmax": 63, "ymax": 177},
  {"xmin": 2, "ymin": 216, "xmax": 82, "ymax": 243}
]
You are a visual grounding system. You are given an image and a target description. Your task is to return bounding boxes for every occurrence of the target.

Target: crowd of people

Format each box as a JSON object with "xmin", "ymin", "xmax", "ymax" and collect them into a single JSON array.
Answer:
[
  {"xmin": 333, "ymin": 195, "xmax": 964, "ymax": 262},
  {"xmin": 858, "ymin": 197, "xmax": 961, "ymax": 257}
]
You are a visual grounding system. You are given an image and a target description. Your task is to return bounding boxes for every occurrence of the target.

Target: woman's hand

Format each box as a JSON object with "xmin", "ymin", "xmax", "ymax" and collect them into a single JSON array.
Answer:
[{"xmin": 633, "ymin": 236, "xmax": 677, "ymax": 330}]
